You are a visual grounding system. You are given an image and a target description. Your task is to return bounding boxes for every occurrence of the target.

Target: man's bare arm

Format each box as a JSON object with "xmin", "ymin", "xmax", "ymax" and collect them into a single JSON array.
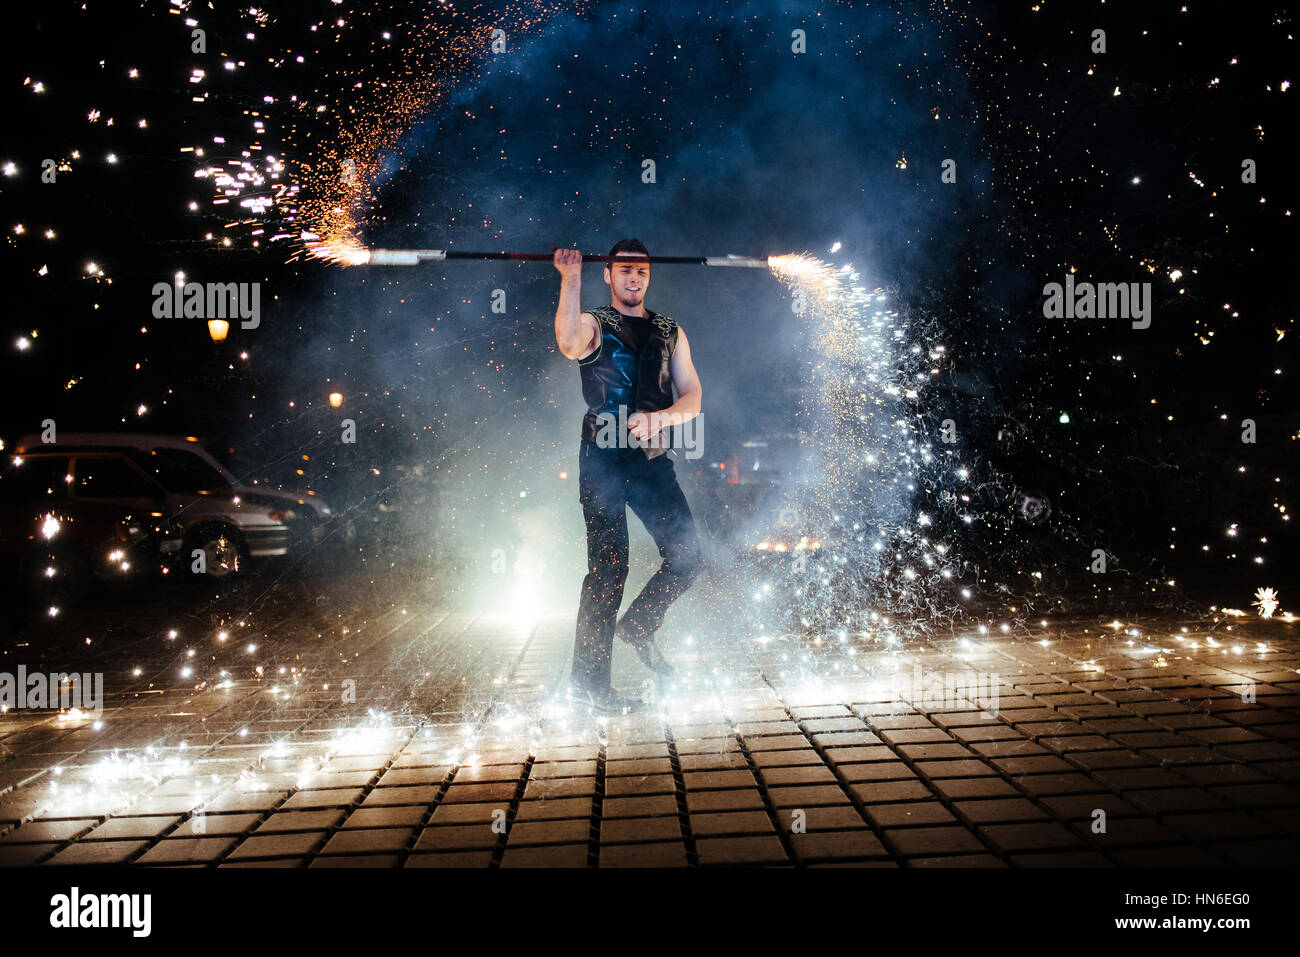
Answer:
[
  {"xmin": 664, "ymin": 326, "xmax": 702, "ymax": 422},
  {"xmin": 553, "ymin": 247, "xmax": 599, "ymax": 360}
]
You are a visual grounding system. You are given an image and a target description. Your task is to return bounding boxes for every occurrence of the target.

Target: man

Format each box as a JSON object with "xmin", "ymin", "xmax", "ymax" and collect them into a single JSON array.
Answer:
[{"xmin": 553, "ymin": 239, "xmax": 705, "ymax": 714}]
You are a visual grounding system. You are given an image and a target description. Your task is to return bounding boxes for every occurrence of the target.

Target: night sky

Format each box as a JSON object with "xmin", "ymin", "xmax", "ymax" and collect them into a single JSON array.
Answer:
[{"xmin": 2, "ymin": 0, "xmax": 1295, "ymax": 625}]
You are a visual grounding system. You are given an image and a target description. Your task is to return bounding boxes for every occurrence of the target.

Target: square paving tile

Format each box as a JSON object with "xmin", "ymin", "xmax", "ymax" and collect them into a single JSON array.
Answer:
[
  {"xmin": 440, "ymin": 782, "xmax": 518, "ymax": 804},
  {"xmin": 796, "ymin": 805, "xmax": 871, "ymax": 830},
  {"xmin": 0, "ymin": 844, "xmax": 60, "ymax": 866},
  {"xmin": 839, "ymin": 762, "xmax": 918, "ymax": 783},
  {"xmin": 954, "ymin": 798, "xmax": 1050, "ymax": 824},
  {"xmin": 341, "ymin": 806, "xmax": 426, "ymax": 828},
  {"xmin": 513, "ymin": 797, "xmax": 592, "ymax": 821},
  {"xmin": 74, "ymin": 816, "xmax": 175, "ymax": 841},
  {"xmin": 695, "ymin": 835, "xmax": 789, "ymax": 865},
  {"xmin": 500, "ymin": 843, "xmax": 589, "ymax": 867},
  {"xmin": 320, "ymin": 827, "xmax": 414, "ymax": 855},
  {"xmin": 405, "ymin": 850, "xmax": 494, "ymax": 867},
  {"xmin": 678, "ymin": 751, "xmax": 748, "ymax": 771},
  {"xmin": 524, "ymin": 777, "xmax": 596, "ymax": 799},
  {"xmin": 689, "ymin": 811, "xmax": 775, "ymax": 837},
  {"xmin": 413, "ymin": 825, "xmax": 498, "ymax": 852},
  {"xmin": 1013, "ymin": 773, "xmax": 1104, "ymax": 796},
  {"xmin": 136, "ymin": 837, "xmax": 238, "ymax": 864},
  {"xmin": 255, "ymin": 809, "xmax": 346, "ymax": 833},
  {"xmin": 0, "ymin": 819, "xmax": 96, "ymax": 843},
  {"xmin": 931, "ymin": 778, "xmax": 1019, "ymax": 799},
  {"xmin": 866, "ymin": 802, "xmax": 957, "ymax": 828},
  {"xmin": 603, "ymin": 758, "xmax": 670, "ymax": 777},
  {"xmin": 980, "ymin": 822, "xmax": 1084, "ymax": 852},
  {"xmin": 452, "ymin": 764, "xmax": 526, "ymax": 783},
  {"xmin": 44, "ymin": 840, "xmax": 149, "ymax": 865},
  {"xmin": 766, "ymin": 785, "xmax": 851, "ymax": 808},
  {"xmin": 750, "ymin": 749, "xmax": 824, "ymax": 768},
  {"xmin": 309, "ymin": 854, "xmax": 399, "ymax": 867},
  {"xmin": 825, "ymin": 746, "xmax": 895, "ymax": 764},
  {"xmin": 1010, "ymin": 851, "xmax": 1113, "ymax": 867},
  {"xmin": 428, "ymin": 802, "xmax": 502, "ymax": 825},
  {"xmin": 758, "ymin": 765, "xmax": 837, "ymax": 786},
  {"xmin": 599, "ymin": 842, "xmax": 688, "ymax": 867},
  {"xmin": 506, "ymin": 819, "xmax": 591, "ymax": 846},
  {"xmin": 172, "ymin": 812, "xmax": 262, "ymax": 837},
  {"xmin": 202, "ymin": 791, "xmax": 289, "ymax": 814},
  {"xmin": 600, "ymin": 816, "xmax": 683, "ymax": 844},
  {"xmin": 790, "ymin": 830, "xmax": 889, "ymax": 862},
  {"xmin": 991, "ymin": 756, "xmax": 1077, "ymax": 775},
  {"xmin": 375, "ymin": 767, "xmax": 451, "ymax": 788},
  {"xmin": 908, "ymin": 854, "xmax": 1005, "ymax": 867},
  {"xmin": 228, "ymin": 831, "xmax": 325, "ymax": 860},
  {"xmin": 1040, "ymin": 795, "xmax": 1141, "ymax": 820},
  {"xmin": 849, "ymin": 780, "xmax": 935, "ymax": 803},
  {"xmin": 683, "ymin": 790, "xmax": 764, "ymax": 813},
  {"xmin": 605, "ymin": 774, "xmax": 676, "ymax": 797},
  {"xmin": 886, "ymin": 826, "xmax": 987, "ymax": 857}
]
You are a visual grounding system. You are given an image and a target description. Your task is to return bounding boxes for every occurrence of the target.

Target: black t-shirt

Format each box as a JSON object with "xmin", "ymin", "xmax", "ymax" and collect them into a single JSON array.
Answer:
[{"xmin": 615, "ymin": 310, "xmax": 652, "ymax": 353}]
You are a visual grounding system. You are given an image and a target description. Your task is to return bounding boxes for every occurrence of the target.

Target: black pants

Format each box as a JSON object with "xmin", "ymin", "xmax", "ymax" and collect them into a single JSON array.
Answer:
[{"xmin": 572, "ymin": 440, "xmax": 703, "ymax": 690}]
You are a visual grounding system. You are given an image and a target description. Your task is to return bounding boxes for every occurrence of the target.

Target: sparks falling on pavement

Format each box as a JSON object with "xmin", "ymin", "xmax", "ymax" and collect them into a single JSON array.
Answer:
[{"xmin": 745, "ymin": 251, "xmax": 968, "ymax": 643}]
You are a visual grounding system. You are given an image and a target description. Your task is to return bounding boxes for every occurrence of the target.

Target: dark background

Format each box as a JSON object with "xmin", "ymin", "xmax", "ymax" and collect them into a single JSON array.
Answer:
[{"xmin": 1, "ymin": 0, "xmax": 1295, "ymax": 614}]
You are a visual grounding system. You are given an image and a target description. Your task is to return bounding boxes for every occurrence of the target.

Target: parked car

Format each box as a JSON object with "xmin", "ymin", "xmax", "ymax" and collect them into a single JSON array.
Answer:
[
  {"xmin": 14, "ymin": 434, "xmax": 335, "ymax": 577},
  {"xmin": 0, "ymin": 452, "xmax": 184, "ymax": 604}
]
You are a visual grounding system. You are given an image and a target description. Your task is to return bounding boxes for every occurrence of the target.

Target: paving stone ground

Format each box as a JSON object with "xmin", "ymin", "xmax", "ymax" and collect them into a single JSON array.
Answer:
[{"xmin": 2, "ymin": 604, "xmax": 1298, "ymax": 867}]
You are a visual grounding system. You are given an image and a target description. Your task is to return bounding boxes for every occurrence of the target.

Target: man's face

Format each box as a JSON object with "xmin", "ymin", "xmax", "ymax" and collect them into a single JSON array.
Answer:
[{"xmin": 604, "ymin": 253, "xmax": 650, "ymax": 310}]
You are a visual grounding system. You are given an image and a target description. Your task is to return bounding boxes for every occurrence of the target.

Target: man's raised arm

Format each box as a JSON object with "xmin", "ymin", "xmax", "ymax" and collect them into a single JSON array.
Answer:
[{"xmin": 554, "ymin": 247, "xmax": 597, "ymax": 360}]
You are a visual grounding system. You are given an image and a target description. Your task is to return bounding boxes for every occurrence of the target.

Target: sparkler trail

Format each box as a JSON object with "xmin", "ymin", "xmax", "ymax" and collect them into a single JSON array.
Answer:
[{"xmin": 171, "ymin": 0, "xmax": 579, "ymax": 256}]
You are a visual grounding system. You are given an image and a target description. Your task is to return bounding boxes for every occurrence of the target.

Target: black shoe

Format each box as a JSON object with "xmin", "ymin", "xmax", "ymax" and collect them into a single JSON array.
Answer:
[
  {"xmin": 616, "ymin": 625, "xmax": 676, "ymax": 679},
  {"xmin": 570, "ymin": 682, "xmax": 645, "ymax": 715},
  {"xmin": 634, "ymin": 641, "xmax": 675, "ymax": 678}
]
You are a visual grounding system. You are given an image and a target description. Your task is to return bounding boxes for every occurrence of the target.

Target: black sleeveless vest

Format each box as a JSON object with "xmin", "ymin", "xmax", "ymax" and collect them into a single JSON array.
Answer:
[{"xmin": 578, "ymin": 304, "xmax": 679, "ymax": 457}]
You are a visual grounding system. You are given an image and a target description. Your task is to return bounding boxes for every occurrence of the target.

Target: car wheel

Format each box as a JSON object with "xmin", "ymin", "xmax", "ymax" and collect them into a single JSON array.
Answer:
[{"xmin": 184, "ymin": 524, "xmax": 250, "ymax": 579}]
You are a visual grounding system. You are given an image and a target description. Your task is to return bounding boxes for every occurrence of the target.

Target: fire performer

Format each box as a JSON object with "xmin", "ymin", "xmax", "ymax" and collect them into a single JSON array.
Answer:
[{"xmin": 554, "ymin": 239, "xmax": 705, "ymax": 714}]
